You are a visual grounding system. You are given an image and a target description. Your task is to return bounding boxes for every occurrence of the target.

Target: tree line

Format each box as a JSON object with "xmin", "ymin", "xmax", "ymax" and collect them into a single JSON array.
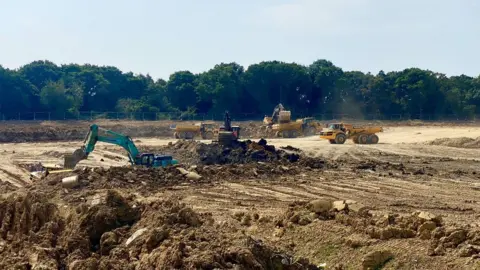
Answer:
[{"xmin": 1, "ymin": 60, "xmax": 479, "ymax": 120}]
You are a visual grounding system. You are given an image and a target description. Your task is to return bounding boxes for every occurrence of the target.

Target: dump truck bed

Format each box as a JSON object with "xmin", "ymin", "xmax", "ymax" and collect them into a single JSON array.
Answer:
[
  {"xmin": 348, "ymin": 125, "xmax": 383, "ymax": 134},
  {"xmin": 271, "ymin": 121, "xmax": 303, "ymax": 131},
  {"xmin": 174, "ymin": 125, "xmax": 201, "ymax": 132}
]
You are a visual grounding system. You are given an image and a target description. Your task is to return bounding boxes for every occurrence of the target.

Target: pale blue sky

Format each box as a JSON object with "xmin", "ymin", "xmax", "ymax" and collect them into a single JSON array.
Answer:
[{"xmin": 1, "ymin": 0, "xmax": 479, "ymax": 80}]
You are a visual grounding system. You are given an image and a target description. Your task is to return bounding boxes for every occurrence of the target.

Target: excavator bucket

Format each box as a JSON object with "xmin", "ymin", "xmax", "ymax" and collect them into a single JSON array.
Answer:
[
  {"xmin": 64, "ymin": 155, "xmax": 78, "ymax": 169},
  {"xmin": 64, "ymin": 148, "xmax": 87, "ymax": 169}
]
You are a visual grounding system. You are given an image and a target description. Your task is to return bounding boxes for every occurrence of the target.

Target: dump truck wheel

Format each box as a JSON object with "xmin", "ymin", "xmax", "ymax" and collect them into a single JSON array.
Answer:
[
  {"xmin": 185, "ymin": 132, "xmax": 195, "ymax": 140},
  {"xmin": 335, "ymin": 134, "xmax": 346, "ymax": 144},
  {"xmin": 291, "ymin": 130, "xmax": 299, "ymax": 138},
  {"xmin": 329, "ymin": 139, "xmax": 336, "ymax": 144},
  {"xmin": 282, "ymin": 130, "xmax": 289, "ymax": 138},
  {"xmin": 203, "ymin": 131, "xmax": 214, "ymax": 140},
  {"xmin": 174, "ymin": 132, "xmax": 179, "ymax": 139},
  {"xmin": 358, "ymin": 134, "xmax": 368, "ymax": 144},
  {"xmin": 304, "ymin": 127, "xmax": 316, "ymax": 136},
  {"xmin": 368, "ymin": 134, "xmax": 379, "ymax": 144}
]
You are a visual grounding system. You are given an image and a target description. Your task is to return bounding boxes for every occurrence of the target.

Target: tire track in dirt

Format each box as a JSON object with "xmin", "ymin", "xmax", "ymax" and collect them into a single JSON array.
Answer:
[{"xmin": 0, "ymin": 167, "xmax": 28, "ymax": 187}]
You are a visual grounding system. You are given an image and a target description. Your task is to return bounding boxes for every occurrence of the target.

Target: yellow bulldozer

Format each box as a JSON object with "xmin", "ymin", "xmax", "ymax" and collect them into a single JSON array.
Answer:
[
  {"xmin": 172, "ymin": 122, "xmax": 218, "ymax": 140},
  {"xmin": 263, "ymin": 104, "xmax": 321, "ymax": 138},
  {"xmin": 319, "ymin": 122, "xmax": 383, "ymax": 144}
]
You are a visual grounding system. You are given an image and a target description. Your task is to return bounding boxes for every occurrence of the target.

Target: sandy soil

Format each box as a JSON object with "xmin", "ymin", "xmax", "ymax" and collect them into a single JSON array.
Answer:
[{"xmin": 0, "ymin": 125, "xmax": 480, "ymax": 269}]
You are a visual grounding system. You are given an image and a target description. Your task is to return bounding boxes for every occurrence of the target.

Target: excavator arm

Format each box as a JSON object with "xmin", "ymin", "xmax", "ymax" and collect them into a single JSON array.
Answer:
[
  {"xmin": 64, "ymin": 124, "xmax": 141, "ymax": 169},
  {"xmin": 270, "ymin": 103, "xmax": 285, "ymax": 125}
]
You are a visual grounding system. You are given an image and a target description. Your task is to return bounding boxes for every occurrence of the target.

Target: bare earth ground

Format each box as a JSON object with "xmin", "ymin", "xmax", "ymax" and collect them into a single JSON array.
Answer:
[{"xmin": 0, "ymin": 123, "xmax": 480, "ymax": 269}]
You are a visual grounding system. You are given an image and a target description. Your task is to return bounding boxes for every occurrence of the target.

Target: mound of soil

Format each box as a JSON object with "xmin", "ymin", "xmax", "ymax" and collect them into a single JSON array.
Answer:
[
  {"xmin": 0, "ymin": 125, "xmax": 85, "ymax": 143},
  {"xmin": 0, "ymin": 181, "xmax": 17, "ymax": 193},
  {"xmin": 426, "ymin": 137, "xmax": 480, "ymax": 148},
  {"xmin": 277, "ymin": 199, "xmax": 480, "ymax": 259},
  {"xmin": 0, "ymin": 190, "xmax": 321, "ymax": 269},
  {"xmin": 155, "ymin": 139, "xmax": 328, "ymax": 169}
]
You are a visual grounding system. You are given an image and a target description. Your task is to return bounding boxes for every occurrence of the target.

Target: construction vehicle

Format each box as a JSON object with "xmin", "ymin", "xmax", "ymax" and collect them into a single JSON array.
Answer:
[
  {"xmin": 172, "ymin": 122, "xmax": 217, "ymax": 140},
  {"xmin": 217, "ymin": 111, "xmax": 241, "ymax": 146},
  {"xmin": 263, "ymin": 103, "xmax": 320, "ymax": 138},
  {"xmin": 319, "ymin": 122, "xmax": 383, "ymax": 144},
  {"xmin": 64, "ymin": 124, "xmax": 178, "ymax": 169}
]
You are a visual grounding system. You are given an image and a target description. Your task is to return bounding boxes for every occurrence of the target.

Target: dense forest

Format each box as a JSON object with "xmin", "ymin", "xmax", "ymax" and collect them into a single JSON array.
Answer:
[{"xmin": 0, "ymin": 60, "xmax": 479, "ymax": 120}]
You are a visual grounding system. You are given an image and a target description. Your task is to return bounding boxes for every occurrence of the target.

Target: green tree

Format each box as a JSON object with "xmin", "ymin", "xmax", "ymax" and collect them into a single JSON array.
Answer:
[
  {"xmin": 243, "ymin": 61, "xmax": 312, "ymax": 115},
  {"xmin": 335, "ymin": 71, "xmax": 375, "ymax": 117},
  {"xmin": 392, "ymin": 68, "xmax": 442, "ymax": 117},
  {"xmin": 308, "ymin": 60, "xmax": 344, "ymax": 114},
  {"xmin": 18, "ymin": 60, "xmax": 62, "ymax": 91},
  {"xmin": 196, "ymin": 62, "xmax": 244, "ymax": 115},
  {"xmin": 40, "ymin": 80, "xmax": 83, "ymax": 116},
  {"xmin": 1, "ymin": 59, "xmax": 480, "ymax": 120},
  {"xmin": 0, "ymin": 66, "xmax": 37, "ymax": 117},
  {"xmin": 116, "ymin": 98, "xmax": 146, "ymax": 113},
  {"xmin": 166, "ymin": 71, "xmax": 197, "ymax": 111}
]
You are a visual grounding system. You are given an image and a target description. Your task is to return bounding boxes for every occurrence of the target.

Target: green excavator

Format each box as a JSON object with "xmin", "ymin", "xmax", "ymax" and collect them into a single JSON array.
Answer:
[{"xmin": 64, "ymin": 124, "xmax": 178, "ymax": 169}]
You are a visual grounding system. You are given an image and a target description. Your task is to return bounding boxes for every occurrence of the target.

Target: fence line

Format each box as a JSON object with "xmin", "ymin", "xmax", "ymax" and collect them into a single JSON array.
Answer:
[{"xmin": 0, "ymin": 111, "xmax": 478, "ymax": 122}]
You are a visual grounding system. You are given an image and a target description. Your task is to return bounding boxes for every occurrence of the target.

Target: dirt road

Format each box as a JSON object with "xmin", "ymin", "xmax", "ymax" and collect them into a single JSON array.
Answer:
[{"xmin": 0, "ymin": 125, "xmax": 480, "ymax": 269}]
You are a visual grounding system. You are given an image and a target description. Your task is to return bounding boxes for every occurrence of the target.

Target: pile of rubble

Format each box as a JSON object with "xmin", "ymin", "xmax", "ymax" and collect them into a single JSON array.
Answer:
[
  {"xmin": 156, "ymin": 139, "xmax": 327, "ymax": 169},
  {"xmin": 0, "ymin": 190, "xmax": 322, "ymax": 269}
]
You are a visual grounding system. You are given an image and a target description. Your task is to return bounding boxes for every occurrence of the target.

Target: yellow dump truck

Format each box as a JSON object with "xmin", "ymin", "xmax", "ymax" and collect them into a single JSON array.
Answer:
[
  {"xmin": 172, "ymin": 122, "xmax": 218, "ymax": 140},
  {"xmin": 319, "ymin": 122, "xmax": 383, "ymax": 144},
  {"xmin": 263, "ymin": 104, "xmax": 320, "ymax": 138}
]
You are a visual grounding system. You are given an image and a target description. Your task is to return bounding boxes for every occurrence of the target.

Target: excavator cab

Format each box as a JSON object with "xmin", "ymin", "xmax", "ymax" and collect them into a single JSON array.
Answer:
[
  {"xmin": 138, "ymin": 153, "xmax": 177, "ymax": 167},
  {"xmin": 153, "ymin": 154, "xmax": 177, "ymax": 167},
  {"xmin": 139, "ymin": 153, "xmax": 155, "ymax": 167}
]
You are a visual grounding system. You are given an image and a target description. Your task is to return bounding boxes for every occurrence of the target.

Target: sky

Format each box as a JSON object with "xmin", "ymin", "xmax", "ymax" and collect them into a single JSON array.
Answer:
[{"xmin": 0, "ymin": 0, "xmax": 479, "ymax": 80}]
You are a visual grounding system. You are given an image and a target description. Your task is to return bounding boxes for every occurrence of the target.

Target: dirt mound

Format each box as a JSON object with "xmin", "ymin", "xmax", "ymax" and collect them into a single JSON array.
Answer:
[
  {"xmin": 156, "ymin": 139, "xmax": 328, "ymax": 170},
  {"xmin": 0, "ymin": 181, "xmax": 17, "ymax": 193},
  {"xmin": 0, "ymin": 125, "xmax": 85, "ymax": 143},
  {"xmin": 0, "ymin": 190, "xmax": 320, "ymax": 269},
  {"xmin": 240, "ymin": 121, "xmax": 265, "ymax": 138},
  {"xmin": 277, "ymin": 199, "xmax": 480, "ymax": 259},
  {"xmin": 426, "ymin": 136, "xmax": 480, "ymax": 148},
  {"xmin": 196, "ymin": 139, "xmax": 301, "ymax": 165},
  {"xmin": 0, "ymin": 191, "xmax": 64, "ymax": 269}
]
